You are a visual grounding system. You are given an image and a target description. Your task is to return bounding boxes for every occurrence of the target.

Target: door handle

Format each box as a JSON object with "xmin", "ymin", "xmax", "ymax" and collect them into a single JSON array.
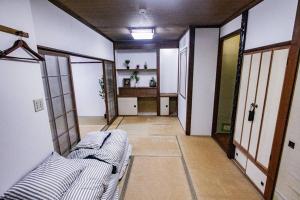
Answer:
[
  {"xmin": 134, "ymin": 105, "xmax": 136, "ymax": 108},
  {"xmin": 248, "ymin": 103, "xmax": 258, "ymax": 121}
]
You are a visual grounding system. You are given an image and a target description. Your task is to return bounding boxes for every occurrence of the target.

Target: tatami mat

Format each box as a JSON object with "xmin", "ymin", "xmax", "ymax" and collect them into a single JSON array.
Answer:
[
  {"xmin": 178, "ymin": 136, "xmax": 263, "ymax": 200},
  {"xmin": 128, "ymin": 135, "xmax": 181, "ymax": 156},
  {"xmin": 79, "ymin": 125, "xmax": 105, "ymax": 138},
  {"xmin": 123, "ymin": 156, "xmax": 193, "ymax": 200},
  {"xmin": 111, "ymin": 116, "xmax": 262, "ymax": 200}
]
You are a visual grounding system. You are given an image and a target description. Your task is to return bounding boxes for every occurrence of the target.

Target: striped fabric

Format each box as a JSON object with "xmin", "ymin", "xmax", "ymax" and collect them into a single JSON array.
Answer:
[
  {"xmin": 61, "ymin": 161, "xmax": 113, "ymax": 200},
  {"xmin": 68, "ymin": 129, "xmax": 129, "ymax": 172},
  {"xmin": 72, "ymin": 131, "xmax": 111, "ymax": 151},
  {"xmin": 101, "ymin": 174, "xmax": 119, "ymax": 200},
  {"xmin": 4, "ymin": 153, "xmax": 84, "ymax": 200},
  {"xmin": 118, "ymin": 144, "xmax": 132, "ymax": 179},
  {"xmin": 112, "ymin": 188, "xmax": 119, "ymax": 200}
]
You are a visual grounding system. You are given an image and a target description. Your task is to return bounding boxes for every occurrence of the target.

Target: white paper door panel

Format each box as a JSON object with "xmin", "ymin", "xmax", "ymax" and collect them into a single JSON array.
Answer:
[
  {"xmin": 257, "ymin": 48, "xmax": 289, "ymax": 168},
  {"xmin": 275, "ymin": 59, "xmax": 300, "ymax": 200},
  {"xmin": 235, "ymin": 147, "xmax": 247, "ymax": 169},
  {"xmin": 160, "ymin": 97, "xmax": 169, "ymax": 116},
  {"xmin": 248, "ymin": 51, "xmax": 272, "ymax": 157},
  {"xmin": 246, "ymin": 159, "xmax": 267, "ymax": 193},
  {"xmin": 241, "ymin": 53, "xmax": 261, "ymax": 150},
  {"xmin": 234, "ymin": 55, "xmax": 252, "ymax": 144},
  {"xmin": 118, "ymin": 97, "xmax": 138, "ymax": 115}
]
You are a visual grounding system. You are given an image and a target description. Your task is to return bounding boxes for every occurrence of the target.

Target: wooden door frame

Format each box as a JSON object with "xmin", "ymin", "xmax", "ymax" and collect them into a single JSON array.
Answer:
[
  {"xmin": 264, "ymin": 2, "xmax": 300, "ymax": 199},
  {"xmin": 38, "ymin": 48, "xmax": 81, "ymax": 155},
  {"xmin": 102, "ymin": 60, "xmax": 118, "ymax": 125},
  {"xmin": 38, "ymin": 46, "xmax": 118, "ymax": 129},
  {"xmin": 211, "ymin": 29, "xmax": 241, "ymax": 153}
]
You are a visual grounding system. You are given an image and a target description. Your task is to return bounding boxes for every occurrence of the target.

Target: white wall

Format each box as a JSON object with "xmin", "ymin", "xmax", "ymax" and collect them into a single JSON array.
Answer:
[
  {"xmin": 190, "ymin": 28, "xmax": 219, "ymax": 135},
  {"xmin": 178, "ymin": 30, "xmax": 190, "ymax": 130},
  {"xmin": 245, "ymin": 0, "xmax": 298, "ymax": 50},
  {"xmin": 220, "ymin": 15, "xmax": 241, "ymax": 38},
  {"xmin": 30, "ymin": 0, "xmax": 114, "ymax": 61},
  {"xmin": 0, "ymin": 0, "xmax": 53, "ymax": 195},
  {"xmin": 160, "ymin": 49, "xmax": 179, "ymax": 94},
  {"xmin": 71, "ymin": 57, "xmax": 106, "ymax": 117},
  {"xmin": 274, "ymin": 61, "xmax": 300, "ymax": 200}
]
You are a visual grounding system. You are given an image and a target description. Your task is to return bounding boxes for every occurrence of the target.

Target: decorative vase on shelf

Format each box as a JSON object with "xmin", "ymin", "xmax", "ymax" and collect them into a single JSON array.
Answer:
[
  {"xmin": 149, "ymin": 77, "xmax": 156, "ymax": 87},
  {"xmin": 136, "ymin": 65, "xmax": 140, "ymax": 69},
  {"xmin": 144, "ymin": 62, "xmax": 148, "ymax": 69},
  {"xmin": 125, "ymin": 60, "xmax": 130, "ymax": 70}
]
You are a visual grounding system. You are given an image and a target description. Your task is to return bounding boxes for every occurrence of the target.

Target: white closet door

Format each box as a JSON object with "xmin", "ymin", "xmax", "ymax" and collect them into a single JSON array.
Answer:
[
  {"xmin": 274, "ymin": 57, "xmax": 300, "ymax": 200},
  {"xmin": 234, "ymin": 55, "xmax": 252, "ymax": 144},
  {"xmin": 241, "ymin": 53, "xmax": 261, "ymax": 150},
  {"xmin": 248, "ymin": 51, "xmax": 272, "ymax": 157},
  {"xmin": 257, "ymin": 48, "xmax": 289, "ymax": 168}
]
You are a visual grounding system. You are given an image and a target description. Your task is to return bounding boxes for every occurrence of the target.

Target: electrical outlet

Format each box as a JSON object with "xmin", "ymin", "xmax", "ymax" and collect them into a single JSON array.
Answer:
[{"xmin": 33, "ymin": 98, "xmax": 44, "ymax": 112}]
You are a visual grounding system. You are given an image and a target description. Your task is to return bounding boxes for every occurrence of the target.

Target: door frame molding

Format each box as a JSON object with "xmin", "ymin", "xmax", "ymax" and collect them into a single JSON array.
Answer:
[
  {"xmin": 211, "ymin": 29, "xmax": 241, "ymax": 153},
  {"xmin": 265, "ymin": 2, "xmax": 300, "ymax": 199}
]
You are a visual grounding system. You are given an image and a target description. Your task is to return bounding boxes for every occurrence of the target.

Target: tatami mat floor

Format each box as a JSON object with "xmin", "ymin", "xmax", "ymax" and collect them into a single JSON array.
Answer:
[
  {"xmin": 78, "ymin": 116, "xmax": 106, "ymax": 138},
  {"xmin": 109, "ymin": 116, "xmax": 263, "ymax": 200}
]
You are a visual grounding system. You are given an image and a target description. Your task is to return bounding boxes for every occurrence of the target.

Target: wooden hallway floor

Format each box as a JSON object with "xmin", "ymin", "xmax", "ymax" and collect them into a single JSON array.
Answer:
[{"xmin": 108, "ymin": 116, "xmax": 263, "ymax": 200}]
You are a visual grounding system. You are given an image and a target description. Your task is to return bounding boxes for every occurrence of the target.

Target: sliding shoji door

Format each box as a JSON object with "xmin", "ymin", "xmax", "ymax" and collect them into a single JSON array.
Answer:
[
  {"xmin": 40, "ymin": 51, "xmax": 80, "ymax": 156},
  {"xmin": 103, "ymin": 60, "xmax": 118, "ymax": 124},
  {"xmin": 233, "ymin": 46, "xmax": 289, "ymax": 194}
]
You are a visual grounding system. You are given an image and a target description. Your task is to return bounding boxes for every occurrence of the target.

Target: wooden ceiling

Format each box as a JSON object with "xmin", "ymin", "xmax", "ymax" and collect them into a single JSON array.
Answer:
[{"xmin": 52, "ymin": 0, "xmax": 262, "ymax": 42}]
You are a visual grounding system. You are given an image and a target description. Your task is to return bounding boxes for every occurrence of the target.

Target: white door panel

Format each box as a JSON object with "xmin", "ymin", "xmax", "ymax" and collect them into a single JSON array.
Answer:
[
  {"xmin": 234, "ymin": 55, "xmax": 252, "ymax": 144},
  {"xmin": 249, "ymin": 51, "xmax": 272, "ymax": 157},
  {"xmin": 160, "ymin": 97, "xmax": 169, "ymax": 116},
  {"xmin": 257, "ymin": 49, "xmax": 289, "ymax": 168},
  {"xmin": 118, "ymin": 97, "xmax": 138, "ymax": 115},
  {"xmin": 241, "ymin": 53, "xmax": 261, "ymax": 150},
  {"xmin": 246, "ymin": 159, "xmax": 267, "ymax": 193}
]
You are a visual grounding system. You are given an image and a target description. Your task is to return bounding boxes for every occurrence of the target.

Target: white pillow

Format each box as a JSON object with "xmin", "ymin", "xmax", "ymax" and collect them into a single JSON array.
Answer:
[{"xmin": 73, "ymin": 131, "xmax": 111, "ymax": 150}]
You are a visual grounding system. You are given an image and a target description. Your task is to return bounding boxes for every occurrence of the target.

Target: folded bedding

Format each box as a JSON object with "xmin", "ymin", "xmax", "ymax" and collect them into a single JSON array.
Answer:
[
  {"xmin": 62, "ymin": 161, "xmax": 113, "ymax": 200},
  {"xmin": 101, "ymin": 174, "xmax": 120, "ymax": 200},
  {"xmin": 3, "ymin": 153, "xmax": 119, "ymax": 200},
  {"xmin": 3, "ymin": 152, "xmax": 84, "ymax": 200},
  {"xmin": 73, "ymin": 131, "xmax": 111, "ymax": 150},
  {"xmin": 68, "ymin": 129, "xmax": 129, "ymax": 172}
]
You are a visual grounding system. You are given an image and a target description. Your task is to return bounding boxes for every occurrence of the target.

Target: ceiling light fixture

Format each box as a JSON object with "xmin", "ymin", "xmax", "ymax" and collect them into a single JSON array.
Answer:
[{"xmin": 130, "ymin": 28, "xmax": 155, "ymax": 40}]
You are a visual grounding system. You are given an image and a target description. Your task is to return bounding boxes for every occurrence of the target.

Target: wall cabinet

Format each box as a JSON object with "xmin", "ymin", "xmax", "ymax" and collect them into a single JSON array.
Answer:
[
  {"xmin": 118, "ymin": 97, "xmax": 138, "ymax": 115},
  {"xmin": 233, "ymin": 47, "xmax": 289, "ymax": 195}
]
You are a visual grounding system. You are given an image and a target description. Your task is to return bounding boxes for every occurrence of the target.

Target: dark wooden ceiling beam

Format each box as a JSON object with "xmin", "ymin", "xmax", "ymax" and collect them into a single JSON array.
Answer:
[
  {"xmin": 48, "ymin": 0, "xmax": 114, "ymax": 42},
  {"xmin": 220, "ymin": 0, "xmax": 263, "ymax": 26}
]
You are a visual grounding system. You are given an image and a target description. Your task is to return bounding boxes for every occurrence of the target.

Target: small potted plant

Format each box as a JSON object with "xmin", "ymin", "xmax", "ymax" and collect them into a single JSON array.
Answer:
[
  {"xmin": 125, "ymin": 60, "xmax": 130, "ymax": 70},
  {"xmin": 136, "ymin": 64, "xmax": 140, "ymax": 69},
  {"xmin": 98, "ymin": 76, "xmax": 105, "ymax": 99},
  {"xmin": 144, "ymin": 62, "xmax": 148, "ymax": 69},
  {"xmin": 130, "ymin": 71, "xmax": 140, "ymax": 87}
]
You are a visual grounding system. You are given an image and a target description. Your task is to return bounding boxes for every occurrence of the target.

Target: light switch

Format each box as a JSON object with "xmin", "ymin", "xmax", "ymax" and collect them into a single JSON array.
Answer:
[{"xmin": 33, "ymin": 98, "xmax": 44, "ymax": 112}]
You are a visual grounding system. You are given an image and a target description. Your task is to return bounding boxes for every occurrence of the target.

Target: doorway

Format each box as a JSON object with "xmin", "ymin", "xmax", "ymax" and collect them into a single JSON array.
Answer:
[
  {"xmin": 70, "ymin": 56, "xmax": 107, "ymax": 138},
  {"xmin": 212, "ymin": 33, "xmax": 241, "ymax": 153},
  {"xmin": 39, "ymin": 48, "xmax": 118, "ymax": 154}
]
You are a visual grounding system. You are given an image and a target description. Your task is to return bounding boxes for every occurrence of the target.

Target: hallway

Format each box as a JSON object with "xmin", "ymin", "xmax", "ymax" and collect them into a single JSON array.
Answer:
[{"xmin": 108, "ymin": 116, "xmax": 263, "ymax": 200}]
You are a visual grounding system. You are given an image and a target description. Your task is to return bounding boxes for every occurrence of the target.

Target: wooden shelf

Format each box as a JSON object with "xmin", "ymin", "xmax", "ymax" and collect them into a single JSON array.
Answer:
[
  {"xmin": 118, "ymin": 87, "xmax": 157, "ymax": 97},
  {"xmin": 116, "ymin": 68, "xmax": 157, "ymax": 72},
  {"xmin": 160, "ymin": 93, "xmax": 178, "ymax": 97}
]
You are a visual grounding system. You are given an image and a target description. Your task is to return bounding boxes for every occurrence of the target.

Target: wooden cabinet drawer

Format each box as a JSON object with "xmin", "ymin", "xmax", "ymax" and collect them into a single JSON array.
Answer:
[
  {"xmin": 246, "ymin": 159, "xmax": 267, "ymax": 193},
  {"xmin": 118, "ymin": 97, "xmax": 138, "ymax": 115}
]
